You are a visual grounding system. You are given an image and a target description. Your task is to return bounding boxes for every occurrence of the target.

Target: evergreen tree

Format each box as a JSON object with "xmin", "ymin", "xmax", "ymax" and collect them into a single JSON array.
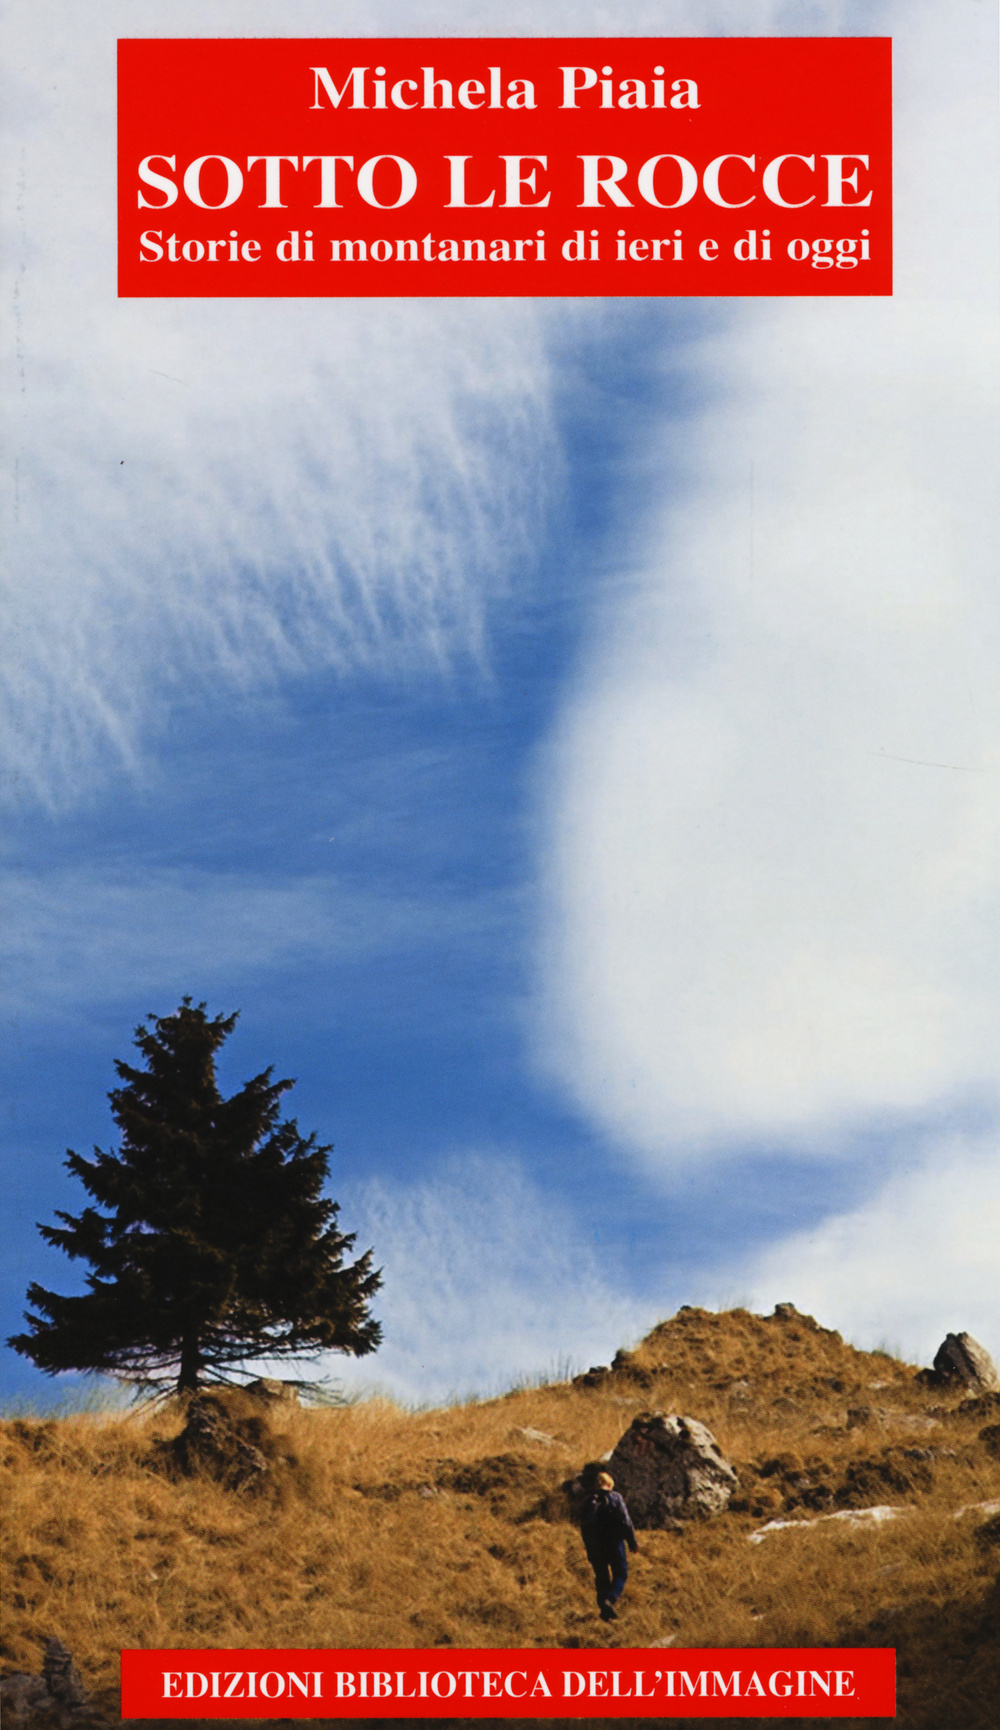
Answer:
[{"xmin": 8, "ymin": 1001, "xmax": 382, "ymax": 1393}]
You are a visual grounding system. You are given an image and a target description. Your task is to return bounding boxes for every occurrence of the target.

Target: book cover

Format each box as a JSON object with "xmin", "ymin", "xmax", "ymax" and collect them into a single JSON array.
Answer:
[{"xmin": 2, "ymin": 2, "xmax": 998, "ymax": 1726}]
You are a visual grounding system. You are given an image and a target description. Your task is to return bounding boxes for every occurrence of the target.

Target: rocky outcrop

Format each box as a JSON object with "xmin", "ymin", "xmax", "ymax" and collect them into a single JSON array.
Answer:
[
  {"xmin": 931, "ymin": 1333, "xmax": 1000, "ymax": 1392},
  {"xmin": 572, "ymin": 1364, "xmax": 612, "ymax": 1389},
  {"xmin": 0, "ymin": 1639, "xmax": 108, "ymax": 1729},
  {"xmin": 599, "ymin": 1412, "xmax": 738, "ymax": 1526},
  {"xmin": 161, "ymin": 1391, "xmax": 273, "ymax": 1490},
  {"xmin": 245, "ymin": 1377, "xmax": 301, "ymax": 1403}
]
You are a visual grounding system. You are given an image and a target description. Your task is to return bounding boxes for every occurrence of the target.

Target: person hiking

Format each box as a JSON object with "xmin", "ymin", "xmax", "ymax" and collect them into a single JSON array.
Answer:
[{"xmin": 579, "ymin": 1471, "xmax": 639, "ymax": 1620}]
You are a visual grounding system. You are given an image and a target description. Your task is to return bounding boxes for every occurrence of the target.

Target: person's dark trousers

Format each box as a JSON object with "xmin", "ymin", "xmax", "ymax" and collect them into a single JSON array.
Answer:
[{"xmin": 586, "ymin": 1540, "xmax": 628, "ymax": 1608}]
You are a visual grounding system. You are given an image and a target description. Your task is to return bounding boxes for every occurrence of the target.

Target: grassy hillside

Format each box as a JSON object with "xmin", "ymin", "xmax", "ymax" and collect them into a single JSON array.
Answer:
[{"xmin": 3, "ymin": 1305, "xmax": 999, "ymax": 1728}]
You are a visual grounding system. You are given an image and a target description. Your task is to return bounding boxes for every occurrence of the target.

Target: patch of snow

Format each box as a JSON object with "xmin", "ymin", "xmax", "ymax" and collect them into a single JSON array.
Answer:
[
  {"xmin": 749, "ymin": 1505, "xmax": 911, "ymax": 1544},
  {"xmin": 952, "ymin": 1500, "xmax": 1000, "ymax": 1521}
]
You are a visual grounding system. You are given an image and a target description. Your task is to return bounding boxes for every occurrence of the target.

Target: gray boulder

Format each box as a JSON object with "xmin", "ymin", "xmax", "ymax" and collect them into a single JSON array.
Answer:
[
  {"xmin": 0, "ymin": 1639, "xmax": 106, "ymax": 1729},
  {"xmin": 932, "ymin": 1333, "xmax": 1000, "ymax": 1392},
  {"xmin": 41, "ymin": 1641, "xmax": 87, "ymax": 1712},
  {"xmin": 0, "ymin": 1672, "xmax": 49, "ymax": 1728},
  {"xmin": 607, "ymin": 1411, "xmax": 739, "ymax": 1525}
]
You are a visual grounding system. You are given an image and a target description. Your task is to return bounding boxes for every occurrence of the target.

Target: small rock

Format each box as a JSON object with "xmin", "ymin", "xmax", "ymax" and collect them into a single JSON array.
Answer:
[
  {"xmin": 0, "ymin": 1639, "xmax": 107, "ymax": 1729},
  {"xmin": 244, "ymin": 1377, "xmax": 300, "ymax": 1403},
  {"xmin": 932, "ymin": 1332, "xmax": 1000, "ymax": 1392},
  {"xmin": 42, "ymin": 1641, "xmax": 87, "ymax": 1710},
  {"xmin": 572, "ymin": 1364, "xmax": 612, "ymax": 1389},
  {"xmin": 0, "ymin": 1674, "xmax": 49, "ymax": 1728}
]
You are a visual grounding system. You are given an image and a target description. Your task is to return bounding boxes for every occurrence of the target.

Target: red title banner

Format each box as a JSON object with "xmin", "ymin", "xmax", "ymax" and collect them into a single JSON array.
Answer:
[
  {"xmin": 118, "ymin": 37, "xmax": 892, "ymax": 297},
  {"xmin": 121, "ymin": 1646, "xmax": 896, "ymax": 1718}
]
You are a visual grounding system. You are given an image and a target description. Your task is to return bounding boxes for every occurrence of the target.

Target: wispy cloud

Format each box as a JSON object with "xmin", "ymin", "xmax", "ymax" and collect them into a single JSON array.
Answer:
[
  {"xmin": 326, "ymin": 1154, "xmax": 653, "ymax": 1405},
  {"xmin": 0, "ymin": 866, "xmax": 519, "ymax": 1018},
  {"xmin": 1, "ymin": 0, "xmax": 894, "ymax": 811},
  {"xmin": 3, "ymin": 4, "xmax": 558, "ymax": 806},
  {"xmin": 3, "ymin": 296, "xmax": 554, "ymax": 804}
]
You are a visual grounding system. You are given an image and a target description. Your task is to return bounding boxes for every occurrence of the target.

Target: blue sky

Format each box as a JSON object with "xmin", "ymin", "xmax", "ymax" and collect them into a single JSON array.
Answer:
[{"xmin": 3, "ymin": 1, "xmax": 999, "ymax": 1406}]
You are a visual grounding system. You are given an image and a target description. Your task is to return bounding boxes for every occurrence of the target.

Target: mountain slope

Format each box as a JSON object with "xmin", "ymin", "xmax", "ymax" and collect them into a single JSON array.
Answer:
[{"xmin": 3, "ymin": 1305, "xmax": 999, "ymax": 1728}]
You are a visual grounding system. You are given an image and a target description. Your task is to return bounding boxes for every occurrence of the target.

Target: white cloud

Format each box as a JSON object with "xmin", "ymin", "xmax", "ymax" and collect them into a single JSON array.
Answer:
[
  {"xmin": 741, "ymin": 1131, "xmax": 1000, "ymax": 1368},
  {"xmin": 0, "ymin": 866, "xmax": 517, "ymax": 1017},
  {"xmin": 324, "ymin": 1155, "xmax": 652, "ymax": 1405},
  {"xmin": 537, "ymin": 2, "xmax": 1000, "ymax": 1157}
]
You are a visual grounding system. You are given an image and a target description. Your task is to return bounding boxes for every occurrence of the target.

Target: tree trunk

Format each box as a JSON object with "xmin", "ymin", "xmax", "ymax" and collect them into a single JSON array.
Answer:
[{"xmin": 178, "ymin": 1333, "xmax": 200, "ymax": 1394}]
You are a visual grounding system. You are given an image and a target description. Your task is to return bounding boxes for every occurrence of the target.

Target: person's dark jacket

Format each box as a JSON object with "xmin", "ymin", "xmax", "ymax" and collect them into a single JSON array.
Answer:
[{"xmin": 580, "ymin": 1487, "xmax": 639, "ymax": 1554}]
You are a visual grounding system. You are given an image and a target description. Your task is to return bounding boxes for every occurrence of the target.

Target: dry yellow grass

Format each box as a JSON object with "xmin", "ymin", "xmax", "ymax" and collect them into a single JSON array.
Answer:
[{"xmin": 3, "ymin": 1306, "xmax": 999, "ymax": 1729}]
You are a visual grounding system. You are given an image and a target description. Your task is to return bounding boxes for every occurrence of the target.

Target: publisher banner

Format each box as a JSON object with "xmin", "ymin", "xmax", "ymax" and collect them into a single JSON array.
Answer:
[
  {"xmin": 118, "ymin": 38, "xmax": 891, "ymax": 297},
  {"xmin": 121, "ymin": 1647, "xmax": 896, "ymax": 1718}
]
